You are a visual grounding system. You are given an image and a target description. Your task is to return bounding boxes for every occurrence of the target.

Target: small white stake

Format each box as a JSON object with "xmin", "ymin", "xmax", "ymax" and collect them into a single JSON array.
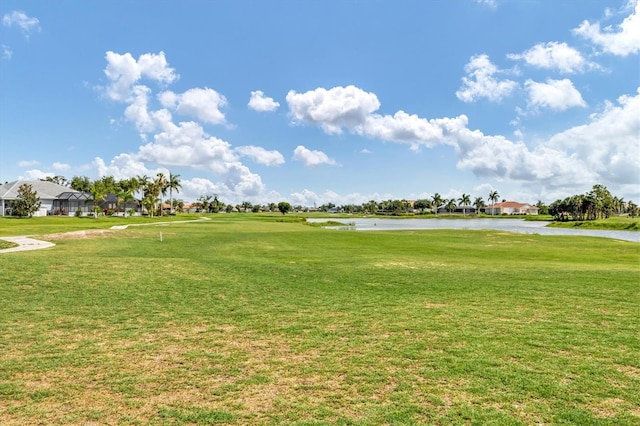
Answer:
[{"xmin": 160, "ymin": 232, "xmax": 163, "ymax": 242}]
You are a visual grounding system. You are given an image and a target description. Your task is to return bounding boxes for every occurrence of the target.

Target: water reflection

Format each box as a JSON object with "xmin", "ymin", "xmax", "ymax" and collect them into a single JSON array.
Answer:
[{"xmin": 306, "ymin": 218, "xmax": 639, "ymax": 242}]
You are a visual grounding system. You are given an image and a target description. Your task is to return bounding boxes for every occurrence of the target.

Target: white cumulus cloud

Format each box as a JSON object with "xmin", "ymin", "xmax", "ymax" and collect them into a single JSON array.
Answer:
[
  {"xmin": 573, "ymin": 0, "xmax": 640, "ymax": 56},
  {"xmin": 456, "ymin": 54, "xmax": 518, "ymax": 103},
  {"xmin": 524, "ymin": 78, "xmax": 587, "ymax": 111},
  {"xmin": 285, "ymin": 83, "xmax": 639, "ymax": 197},
  {"xmin": 248, "ymin": 90, "xmax": 280, "ymax": 112},
  {"xmin": 507, "ymin": 42, "xmax": 589, "ymax": 73},
  {"xmin": 235, "ymin": 146, "xmax": 285, "ymax": 166},
  {"xmin": 287, "ymin": 85, "xmax": 381, "ymax": 134},
  {"xmin": 21, "ymin": 169, "xmax": 53, "ymax": 180},
  {"xmin": 93, "ymin": 155, "xmax": 158, "ymax": 181},
  {"xmin": 286, "ymin": 86, "xmax": 448, "ymax": 148},
  {"xmin": 96, "ymin": 51, "xmax": 270, "ymax": 201},
  {"xmin": 546, "ymin": 88, "xmax": 640, "ymax": 185},
  {"xmin": 103, "ymin": 51, "xmax": 178, "ymax": 102},
  {"xmin": 360, "ymin": 111, "xmax": 445, "ymax": 149},
  {"xmin": 293, "ymin": 146, "xmax": 337, "ymax": 166},
  {"xmin": 159, "ymin": 87, "xmax": 227, "ymax": 125}
]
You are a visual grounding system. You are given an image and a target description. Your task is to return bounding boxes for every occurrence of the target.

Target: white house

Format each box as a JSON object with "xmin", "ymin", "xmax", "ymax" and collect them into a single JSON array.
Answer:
[
  {"xmin": 485, "ymin": 201, "xmax": 539, "ymax": 215},
  {"xmin": 0, "ymin": 180, "xmax": 90, "ymax": 216}
]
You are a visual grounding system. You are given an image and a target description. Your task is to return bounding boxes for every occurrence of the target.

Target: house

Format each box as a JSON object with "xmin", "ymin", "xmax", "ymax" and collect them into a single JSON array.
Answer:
[
  {"xmin": 0, "ymin": 180, "xmax": 91, "ymax": 216},
  {"xmin": 484, "ymin": 201, "xmax": 539, "ymax": 215},
  {"xmin": 436, "ymin": 205, "xmax": 477, "ymax": 215},
  {"xmin": 96, "ymin": 193, "xmax": 140, "ymax": 215}
]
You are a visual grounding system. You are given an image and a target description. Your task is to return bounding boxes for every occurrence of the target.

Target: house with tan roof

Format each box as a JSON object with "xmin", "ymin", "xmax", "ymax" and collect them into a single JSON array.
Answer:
[{"xmin": 485, "ymin": 201, "xmax": 539, "ymax": 215}]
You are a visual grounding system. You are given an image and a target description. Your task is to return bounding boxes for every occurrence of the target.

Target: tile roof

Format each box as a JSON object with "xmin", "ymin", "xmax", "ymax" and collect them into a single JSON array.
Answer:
[{"xmin": 492, "ymin": 201, "xmax": 531, "ymax": 208}]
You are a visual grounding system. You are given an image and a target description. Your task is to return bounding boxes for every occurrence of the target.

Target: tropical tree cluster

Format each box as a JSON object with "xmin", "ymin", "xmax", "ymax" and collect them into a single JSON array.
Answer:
[
  {"xmin": 41, "ymin": 173, "xmax": 182, "ymax": 218},
  {"xmin": 548, "ymin": 185, "xmax": 637, "ymax": 221}
]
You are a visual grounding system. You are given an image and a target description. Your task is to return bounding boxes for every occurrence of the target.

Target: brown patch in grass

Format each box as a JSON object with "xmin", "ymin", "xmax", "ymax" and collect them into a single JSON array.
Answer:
[
  {"xmin": 591, "ymin": 397, "xmax": 627, "ymax": 418},
  {"xmin": 374, "ymin": 260, "xmax": 447, "ymax": 269},
  {"xmin": 424, "ymin": 303, "xmax": 447, "ymax": 308},
  {"xmin": 615, "ymin": 364, "xmax": 640, "ymax": 379},
  {"xmin": 44, "ymin": 229, "xmax": 114, "ymax": 240}
]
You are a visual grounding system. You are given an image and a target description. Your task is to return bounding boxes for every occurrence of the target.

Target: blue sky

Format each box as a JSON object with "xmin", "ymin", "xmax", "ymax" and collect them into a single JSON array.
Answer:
[{"xmin": 1, "ymin": 0, "xmax": 638, "ymax": 206}]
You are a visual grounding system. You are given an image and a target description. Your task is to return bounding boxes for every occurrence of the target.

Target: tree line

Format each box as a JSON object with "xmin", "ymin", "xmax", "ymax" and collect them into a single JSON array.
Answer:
[
  {"xmin": 548, "ymin": 184, "xmax": 637, "ymax": 221},
  {"xmin": 14, "ymin": 176, "xmax": 636, "ymax": 221},
  {"xmin": 321, "ymin": 191, "xmax": 504, "ymax": 216}
]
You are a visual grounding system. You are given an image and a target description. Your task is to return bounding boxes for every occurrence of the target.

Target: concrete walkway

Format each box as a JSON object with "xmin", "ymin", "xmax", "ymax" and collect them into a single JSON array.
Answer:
[{"xmin": 0, "ymin": 236, "xmax": 56, "ymax": 253}]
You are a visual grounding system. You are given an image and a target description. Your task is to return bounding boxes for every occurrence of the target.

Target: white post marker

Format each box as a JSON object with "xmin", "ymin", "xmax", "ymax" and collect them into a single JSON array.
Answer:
[{"xmin": 160, "ymin": 232, "xmax": 163, "ymax": 242}]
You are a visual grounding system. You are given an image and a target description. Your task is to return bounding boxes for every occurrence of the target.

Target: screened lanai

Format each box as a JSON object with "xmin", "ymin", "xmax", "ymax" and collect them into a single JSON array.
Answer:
[{"xmin": 52, "ymin": 192, "xmax": 92, "ymax": 215}]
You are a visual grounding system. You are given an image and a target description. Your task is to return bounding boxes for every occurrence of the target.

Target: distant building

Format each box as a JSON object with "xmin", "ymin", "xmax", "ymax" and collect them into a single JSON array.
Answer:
[
  {"xmin": 0, "ymin": 180, "xmax": 90, "ymax": 216},
  {"xmin": 485, "ymin": 201, "xmax": 539, "ymax": 215},
  {"xmin": 0, "ymin": 180, "xmax": 141, "ymax": 216}
]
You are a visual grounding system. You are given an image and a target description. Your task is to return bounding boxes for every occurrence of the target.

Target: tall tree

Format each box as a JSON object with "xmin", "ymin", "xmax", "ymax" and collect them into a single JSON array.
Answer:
[
  {"xmin": 414, "ymin": 199, "xmax": 432, "ymax": 213},
  {"xmin": 197, "ymin": 195, "xmax": 213, "ymax": 213},
  {"xmin": 489, "ymin": 190, "xmax": 499, "ymax": 215},
  {"xmin": 473, "ymin": 197, "xmax": 485, "ymax": 215},
  {"xmin": 14, "ymin": 183, "xmax": 42, "ymax": 217},
  {"xmin": 458, "ymin": 193, "xmax": 471, "ymax": 216},
  {"xmin": 43, "ymin": 176, "xmax": 69, "ymax": 186},
  {"xmin": 445, "ymin": 198, "xmax": 457, "ymax": 214},
  {"xmin": 363, "ymin": 200, "xmax": 377, "ymax": 215},
  {"xmin": 589, "ymin": 184, "xmax": 613, "ymax": 219},
  {"xmin": 88, "ymin": 180, "xmax": 107, "ymax": 218},
  {"xmin": 116, "ymin": 188, "xmax": 135, "ymax": 217},
  {"xmin": 431, "ymin": 193, "xmax": 443, "ymax": 216},
  {"xmin": 70, "ymin": 176, "xmax": 92, "ymax": 193},
  {"xmin": 135, "ymin": 175, "xmax": 149, "ymax": 214},
  {"xmin": 535, "ymin": 200, "xmax": 549, "ymax": 215},
  {"xmin": 277, "ymin": 201, "xmax": 292, "ymax": 215},
  {"xmin": 155, "ymin": 173, "xmax": 168, "ymax": 216},
  {"xmin": 168, "ymin": 173, "xmax": 181, "ymax": 214},
  {"xmin": 142, "ymin": 191, "xmax": 158, "ymax": 218},
  {"xmin": 100, "ymin": 176, "xmax": 118, "ymax": 194}
]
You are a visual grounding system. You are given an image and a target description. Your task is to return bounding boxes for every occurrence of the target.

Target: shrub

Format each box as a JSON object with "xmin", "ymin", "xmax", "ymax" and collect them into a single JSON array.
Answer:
[{"xmin": 75, "ymin": 209, "xmax": 83, "ymax": 217}]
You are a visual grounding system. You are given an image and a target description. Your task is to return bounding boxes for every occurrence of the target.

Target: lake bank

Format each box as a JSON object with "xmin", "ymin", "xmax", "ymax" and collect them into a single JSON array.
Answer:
[{"xmin": 307, "ymin": 217, "xmax": 640, "ymax": 242}]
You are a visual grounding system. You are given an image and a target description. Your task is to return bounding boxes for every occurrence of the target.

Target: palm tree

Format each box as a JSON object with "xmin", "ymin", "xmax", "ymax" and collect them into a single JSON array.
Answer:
[
  {"xmin": 431, "ymin": 193, "xmax": 443, "ymax": 216},
  {"xmin": 489, "ymin": 190, "xmax": 499, "ymax": 216},
  {"xmin": 142, "ymin": 181, "xmax": 159, "ymax": 217},
  {"xmin": 458, "ymin": 193, "xmax": 471, "ymax": 216},
  {"xmin": 445, "ymin": 198, "xmax": 457, "ymax": 215},
  {"xmin": 473, "ymin": 197, "xmax": 485, "ymax": 215},
  {"xmin": 88, "ymin": 181, "xmax": 107, "ymax": 218},
  {"xmin": 116, "ymin": 188, "xmax": 135, "ymax": 217},
  {"xmin": 168, "ymin": 173, "xmax": 181, "ymax": 214},
  {"xmin": 142, "ymin": 192, "xmax": 158, "ymax": 218},
  {"xmin": 174, "ymin": 199, "xmax": 185, "ymax": 213},
  {"xmin": 155, "ymin": 173, "xmax": 168, "ymax": 216},
  {"xmin": 135, "ymin": 174, "xmax": 149, "ymax": 215}
]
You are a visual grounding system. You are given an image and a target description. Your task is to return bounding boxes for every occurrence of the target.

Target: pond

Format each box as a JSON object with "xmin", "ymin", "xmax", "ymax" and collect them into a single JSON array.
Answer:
[{"xmin": 306, "ymin": 218, "xmax": 640, "ymax": 242}]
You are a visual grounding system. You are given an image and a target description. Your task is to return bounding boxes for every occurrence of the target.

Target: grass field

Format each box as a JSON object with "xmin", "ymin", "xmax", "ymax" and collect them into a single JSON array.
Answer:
[{"xmin": 0, "ymin": 215, "xmax": 639, "ymax": 424}]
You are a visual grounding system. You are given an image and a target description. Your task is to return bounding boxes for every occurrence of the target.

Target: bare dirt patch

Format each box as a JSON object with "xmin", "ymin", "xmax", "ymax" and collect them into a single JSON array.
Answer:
[{"xmin": 44, "ymin": 229, "xmax": 115, "ymax": 240}]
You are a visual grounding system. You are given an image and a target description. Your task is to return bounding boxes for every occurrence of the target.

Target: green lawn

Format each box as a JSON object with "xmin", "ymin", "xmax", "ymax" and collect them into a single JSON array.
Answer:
[{"xmin": 0, "ymin": 216, "xmax": 638, "ymax": 424}]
